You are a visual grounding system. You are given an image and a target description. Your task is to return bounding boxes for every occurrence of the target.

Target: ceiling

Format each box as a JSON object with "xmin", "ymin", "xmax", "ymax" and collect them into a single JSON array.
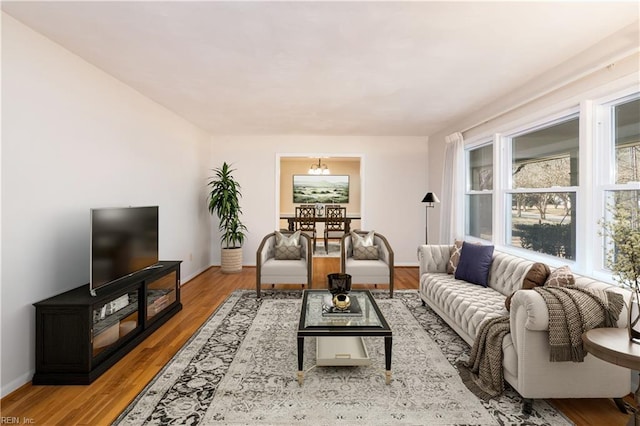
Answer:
[{"xmin": 2, "ymin": 1, "xmax": 639, "ymax": 137}]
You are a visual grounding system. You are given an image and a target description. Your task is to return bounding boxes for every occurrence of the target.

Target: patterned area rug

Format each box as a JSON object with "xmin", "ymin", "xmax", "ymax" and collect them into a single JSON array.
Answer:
[
  {"xmin": 313, "ymin": 241, "xmax": 341, "ymax": 258},
  {"xmin": 113, "ymin": 290, "xmax": 572, "ymax": 425}
]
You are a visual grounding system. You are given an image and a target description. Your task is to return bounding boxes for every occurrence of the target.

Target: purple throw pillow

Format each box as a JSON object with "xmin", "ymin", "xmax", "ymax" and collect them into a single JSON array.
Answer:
[{"xmin": 454, "ymin": 242, "xmax": 495, "ymax": 287}]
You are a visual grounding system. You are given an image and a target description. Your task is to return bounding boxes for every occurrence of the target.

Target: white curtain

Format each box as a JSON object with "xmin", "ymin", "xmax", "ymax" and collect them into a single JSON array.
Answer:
[{"xmin": 439, "ymin": 132, "xmax": 465, "ymax": 243}]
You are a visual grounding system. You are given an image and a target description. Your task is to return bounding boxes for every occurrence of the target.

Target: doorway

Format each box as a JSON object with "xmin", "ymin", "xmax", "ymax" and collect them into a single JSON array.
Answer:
[{"xmin": 276, "ymin": 154, "xmax": 364, "ymax": 256}]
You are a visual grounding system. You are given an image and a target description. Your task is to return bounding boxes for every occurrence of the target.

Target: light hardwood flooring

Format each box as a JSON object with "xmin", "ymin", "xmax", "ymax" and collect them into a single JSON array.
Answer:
[{"xmin": 0, "ymin": 257, "xmax": 634, "ymax": 425}]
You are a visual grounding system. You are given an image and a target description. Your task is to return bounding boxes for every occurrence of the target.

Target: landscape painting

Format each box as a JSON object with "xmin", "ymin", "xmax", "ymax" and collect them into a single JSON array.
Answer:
[{"xmin": 293, "ymin": 175, "xmax": 349, "ymax": 204}]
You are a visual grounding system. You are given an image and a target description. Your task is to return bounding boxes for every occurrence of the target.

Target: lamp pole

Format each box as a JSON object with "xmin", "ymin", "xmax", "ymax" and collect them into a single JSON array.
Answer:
[{"xmin": 425, "ymin": 205, "xmax": 431, "ymax": 244}]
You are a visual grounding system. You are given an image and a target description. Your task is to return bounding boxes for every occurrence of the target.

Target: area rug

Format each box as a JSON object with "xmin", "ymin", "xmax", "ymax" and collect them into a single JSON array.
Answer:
[
  {"xmin": 113, "ymin": 290, "xmax": 572, "ymax": 425},
  {"xmin": 313, "ymin": 241, "xmax": 341, "ymax": 258}
]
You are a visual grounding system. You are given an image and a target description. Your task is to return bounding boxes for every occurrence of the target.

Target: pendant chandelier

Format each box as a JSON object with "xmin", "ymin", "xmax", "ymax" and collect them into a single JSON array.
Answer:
[{"xmin": 308, "ymin": 158, "xmax": 330, "ymax": 175}]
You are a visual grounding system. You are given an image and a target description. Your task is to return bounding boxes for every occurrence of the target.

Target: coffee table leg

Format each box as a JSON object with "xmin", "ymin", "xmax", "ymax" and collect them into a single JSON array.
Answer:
[
  {"xmin": 384, "ymin": 335, "xmax": 392, "ymax": 384},
  {"xmin": 297, "ymin": 336, "xmax": 304, "ymax": 385}
]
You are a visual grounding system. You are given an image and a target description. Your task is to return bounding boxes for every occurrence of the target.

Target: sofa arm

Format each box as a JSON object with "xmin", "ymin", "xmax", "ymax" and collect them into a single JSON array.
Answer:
[
  {"xmin": 509, "ymin": 289, "xmax": 550, "ymax": 332},
  {"xmin": 417, "ymin": 245, "xmax": 451, "ymax": 276},
  {"xmin": 509, "ymin": 284, "xmax": 631, "ymax": 352},
  {"xmin": 510, "ymin": 282, "xmax": 631, "ymax": 333}
]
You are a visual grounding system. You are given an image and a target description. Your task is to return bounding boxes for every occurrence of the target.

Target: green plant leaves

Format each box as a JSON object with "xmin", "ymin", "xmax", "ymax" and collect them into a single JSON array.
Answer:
[
  {"xmin": 601, "ymin": 202, "xmax": 640, "ymax": 291},
  {"xmin": 207, "ymin": 162, "xmax": 247, "ymax": 248}
]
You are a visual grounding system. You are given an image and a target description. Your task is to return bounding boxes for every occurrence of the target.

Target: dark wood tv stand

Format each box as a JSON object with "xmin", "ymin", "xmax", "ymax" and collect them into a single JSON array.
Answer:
[{"xmin": 32, "ymin": 261, "xmax": 182, "ymax": 385}]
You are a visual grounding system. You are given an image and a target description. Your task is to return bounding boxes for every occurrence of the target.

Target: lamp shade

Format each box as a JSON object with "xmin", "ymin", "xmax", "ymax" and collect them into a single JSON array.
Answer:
[{"xmin": 421, "ymin": 192, "xmax": 440, "ymax": 203}]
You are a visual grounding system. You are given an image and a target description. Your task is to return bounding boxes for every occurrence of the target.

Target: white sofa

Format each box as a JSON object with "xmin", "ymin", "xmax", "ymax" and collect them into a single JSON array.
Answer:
[{"xmin": 417, "ymin": 244, "xmax": 631, "ymax": 412}]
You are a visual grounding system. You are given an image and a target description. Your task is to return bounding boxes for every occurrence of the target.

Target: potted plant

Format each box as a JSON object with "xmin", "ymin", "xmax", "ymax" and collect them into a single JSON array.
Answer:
[
  {"xmin": 600, "ymin": 198, "xmax": 640, "ymax": 341},
  {"xmin": 208, "ymin": 162, "xmax": 247, "ymax": 273}
]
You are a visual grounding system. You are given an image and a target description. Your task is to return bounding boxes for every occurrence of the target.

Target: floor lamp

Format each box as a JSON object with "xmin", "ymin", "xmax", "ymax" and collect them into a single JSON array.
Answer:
[{"xmin": 421, "ymin": 192, "xmax": 440, "ymax": 244}]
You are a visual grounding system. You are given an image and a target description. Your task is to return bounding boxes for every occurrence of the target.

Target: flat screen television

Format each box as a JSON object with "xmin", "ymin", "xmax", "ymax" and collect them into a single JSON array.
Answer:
[{"xmin": 90, "ymin": 206, "xmax": 159, "ymax": 295}]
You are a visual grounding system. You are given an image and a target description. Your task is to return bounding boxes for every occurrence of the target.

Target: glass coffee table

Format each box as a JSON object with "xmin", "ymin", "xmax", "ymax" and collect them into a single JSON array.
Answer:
[{"xmin": 297, "ymin": 289, "xmax": 392, "ymax": 384}]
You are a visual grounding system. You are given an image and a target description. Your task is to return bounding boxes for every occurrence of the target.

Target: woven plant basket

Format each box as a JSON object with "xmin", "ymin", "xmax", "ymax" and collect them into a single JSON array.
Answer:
[{"xmin": 221, "ymin": 247, "xmax": 243, "ymax": 274}]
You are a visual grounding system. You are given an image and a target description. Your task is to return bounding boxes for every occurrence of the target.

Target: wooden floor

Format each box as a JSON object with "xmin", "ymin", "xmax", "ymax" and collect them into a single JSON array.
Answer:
[{"xmin": 0, "ymin": 257, "xmax": 633, "ymax": 425}]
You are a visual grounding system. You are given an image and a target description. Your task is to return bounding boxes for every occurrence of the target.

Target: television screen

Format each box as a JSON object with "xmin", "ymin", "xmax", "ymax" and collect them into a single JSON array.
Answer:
[{"xmin": 90, "ymin": 206, "xmax": 159, "ymax": 293}]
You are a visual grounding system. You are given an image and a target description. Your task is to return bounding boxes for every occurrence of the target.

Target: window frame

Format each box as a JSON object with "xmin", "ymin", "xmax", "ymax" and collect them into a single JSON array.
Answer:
[
  {"xmin": 592, "ymin": 90, "xmax": 640, "ymax": 279},
  {"xmin": 501, "ymin": 110, "xmax": 580, "ymax": 263},
  {"xmin": 459, "ymin": 84, "xmax": 639, "ymax": 281},
  {"xmin": 464, "ymin": 139, "xmax": 494, "ymax": 242}
]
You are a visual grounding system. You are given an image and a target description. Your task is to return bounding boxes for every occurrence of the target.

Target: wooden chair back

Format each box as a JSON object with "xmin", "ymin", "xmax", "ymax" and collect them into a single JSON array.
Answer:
[
  {"xmin": 295, "ymin": 205, "xmax": 316, "ymax": 232},
  {"xmin": 325, "ymin": 205, "xmax": 346, "ymax": 232}
]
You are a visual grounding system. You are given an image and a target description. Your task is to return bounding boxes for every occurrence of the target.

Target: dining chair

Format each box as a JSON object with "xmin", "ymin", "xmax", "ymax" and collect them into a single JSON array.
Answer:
[
  {"xmin": 324, "ymin": 205, "xmax": 346, "ymax": 253},
  {"xmin": 295, "ymin": 205, "xmax": 317, "ymax": 253}
]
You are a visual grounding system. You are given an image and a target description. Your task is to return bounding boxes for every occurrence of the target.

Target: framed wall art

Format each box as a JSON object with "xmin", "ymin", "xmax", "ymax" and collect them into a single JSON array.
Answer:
[{"xmin": 292, "ymin": 175, "xmax": 349, "ymax": 204}]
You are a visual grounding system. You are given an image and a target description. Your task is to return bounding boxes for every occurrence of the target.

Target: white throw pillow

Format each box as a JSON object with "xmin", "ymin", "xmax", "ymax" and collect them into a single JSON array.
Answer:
[
  {"xmin": 275, "ymin": 230, "xmax": 301, "ymax": 247},
  {"xmin": 351, "ymin": 230, "xmax": 375, "ymax": 249}
]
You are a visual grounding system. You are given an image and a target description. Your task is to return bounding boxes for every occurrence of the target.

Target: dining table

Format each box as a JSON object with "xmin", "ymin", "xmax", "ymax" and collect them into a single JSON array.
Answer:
[{"xmin": 280, "ymin": 213, "xmax": 361, "ymax": 233}]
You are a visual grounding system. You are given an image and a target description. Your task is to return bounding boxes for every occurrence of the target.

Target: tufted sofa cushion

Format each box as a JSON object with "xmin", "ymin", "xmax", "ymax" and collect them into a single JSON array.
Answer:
[
  {"xmin": 418, "ymin": 245, "xmax": 450, "ymax": 275},
  {"xmin": 420, "ymin": 272, "xmax": 509, "ymax": 340},
  {"xmin": 487, "ymin": 252, "xmax": 536, "ymax": 297}
]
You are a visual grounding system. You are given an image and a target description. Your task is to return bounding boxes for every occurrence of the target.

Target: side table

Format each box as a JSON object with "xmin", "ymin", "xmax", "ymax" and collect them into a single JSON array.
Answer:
[{"xmin": 583, "ymin": 328, "xmax": 640, "ymax": 426}]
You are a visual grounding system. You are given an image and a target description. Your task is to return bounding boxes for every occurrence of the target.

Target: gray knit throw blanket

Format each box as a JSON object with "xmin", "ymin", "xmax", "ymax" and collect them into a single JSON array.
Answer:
[
  {"xmin": 533, "ymin": 286, "xmax": 624, "ymax": 362},
  {"xmin": 459, "ymin": 286, "xmax": 624, "ymax": 400},
  {"xmin": 459, "ymin": 315, "xmax": 511, "ymax": 400}
]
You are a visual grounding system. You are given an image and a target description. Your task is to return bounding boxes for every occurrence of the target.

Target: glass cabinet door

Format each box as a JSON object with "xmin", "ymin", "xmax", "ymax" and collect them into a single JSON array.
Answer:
[
  {"xmin": 92, "ymin": 290, "xmax": 139, "ymax": 357},
  {"xmin": 146, "ymin": 271, "xmax": 177, "ymax": 321}
]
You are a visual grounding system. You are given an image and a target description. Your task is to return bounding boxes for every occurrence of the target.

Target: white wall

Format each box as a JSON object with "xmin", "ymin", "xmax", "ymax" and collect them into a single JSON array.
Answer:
[
  {"xmin": 427, "ymin": 24, "xmax": 640, "ymax": 245},
  {"xmin": 209, "ymin": 135, "xmax": 428, "ymax": 267},
  {"xmin": 1, "ymin": 14, "xmax": 213, "ymax": 396}
]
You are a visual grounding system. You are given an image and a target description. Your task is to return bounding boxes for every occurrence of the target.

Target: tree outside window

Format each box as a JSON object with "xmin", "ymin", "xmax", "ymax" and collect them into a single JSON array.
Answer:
[
  {"xmin": 603, "ymin": 98, "xmax": 640, "ymax": 276},
  {"xmin": 508, "ymin": 118, "xmax": 578, "ymax": 259}
]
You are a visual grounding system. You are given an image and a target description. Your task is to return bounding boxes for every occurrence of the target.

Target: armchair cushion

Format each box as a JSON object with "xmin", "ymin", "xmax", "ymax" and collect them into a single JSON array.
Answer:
[
  {"xmin": 275, "ymin": 245, "xmax": 302, "ymax": 260},
  {"xmin": 353, "ymin": 245, "xmax": 379, "ymax": 260},
  {"xmin": 261, "ymin": 258, "xmax": 307, "ymax": 278},
  {"xmin": 344, "ymin": 258, "xmax": 390, "ymax": 281},
  {"xmin": 454, "ymin": 242, "xmax": 494, "ymax": 287}
]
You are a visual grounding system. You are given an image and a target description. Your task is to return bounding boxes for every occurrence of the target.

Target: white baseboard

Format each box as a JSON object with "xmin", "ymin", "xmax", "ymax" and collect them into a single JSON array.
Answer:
[
  {"xmin": 1, "ymin": 369, "xmax": 33, "ymax": 399},
  {"xmin": 394, "ymin": 262, "xmax": 418, "ymax": 267},
  {"xmin": 181, "ymin": 265, "xmax": 211, "ymax": 285}
]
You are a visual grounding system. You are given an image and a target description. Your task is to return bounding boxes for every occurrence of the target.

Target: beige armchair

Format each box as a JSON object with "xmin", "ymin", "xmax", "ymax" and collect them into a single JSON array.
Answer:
[
  {"xmin": 256, "ymin": 231, "xmax": 313, "ymax": 298},
  {"xmin": 340, "ymin": 231, "xmax": 394, "ymax": 297}
]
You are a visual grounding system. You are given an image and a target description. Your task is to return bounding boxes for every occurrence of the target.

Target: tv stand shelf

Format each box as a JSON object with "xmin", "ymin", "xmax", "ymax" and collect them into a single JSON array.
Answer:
[{"xmin": 33, "ymin": 261, "xmax": 182, "ymax": 385}]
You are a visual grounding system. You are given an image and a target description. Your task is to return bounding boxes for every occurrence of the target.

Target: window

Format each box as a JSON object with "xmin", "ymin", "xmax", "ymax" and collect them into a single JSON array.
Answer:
[
  {"xmin": 507, "ymin": 117, "xmax": 579, "ymax": 259},
  {"xmin": 603, "ymin": 189, "xmax": 640, "ymax": 270},
  {"xmin": 466, "ymin": 144, "xmax": 493, "ymax": 240},
  {"xmin": 614, "ymin": 98, "xmax": 640, "ymax": 185},
  {"xmin": 602, "ymin": 96, "xmax": 640, "ymax": 272},
  {"xmin": 460, "ymin": 88, "xmax": 638, "ymax": 280}
]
